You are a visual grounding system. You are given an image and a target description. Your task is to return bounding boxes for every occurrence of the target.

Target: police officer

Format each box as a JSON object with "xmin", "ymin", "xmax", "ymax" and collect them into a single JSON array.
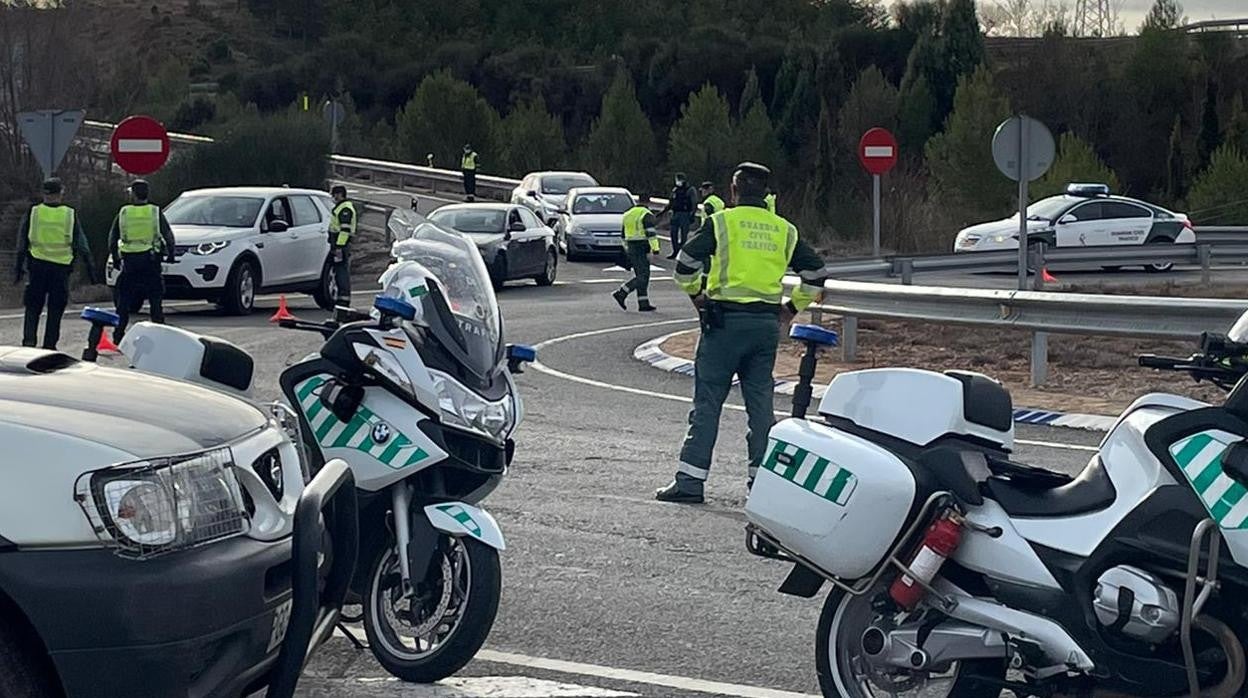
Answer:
[
  {"xmin": 656, "ymin": 163, "xmax": 826, "ymax": 503},
  {"xmin": 696, "ymin": 181, "xmax": 725, "ymax": 229},
  {"xmin": 329, "ymin": 184, "xmax": 356, "ymax": 314},
  {"xmin": 109, "ymin": 179, "xmax": 176, "ymax": 342},
  {"xmin": 611, "ymin": 194, "xmax": 660, "ymax": 312},
  {"xmin": 657, "ymin": 172, "xmax": 697, "ymax": 259},
  {"xmin": 14, "ymin": 178, "xmax": 97, "ymax": 350},
  {"xmin": 461, "ymin": 144, "xmax": 479, "ymax": 201}
]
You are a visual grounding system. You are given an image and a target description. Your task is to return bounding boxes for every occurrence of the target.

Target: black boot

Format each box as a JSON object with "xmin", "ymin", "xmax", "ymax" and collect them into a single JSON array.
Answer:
[
  {"xmin": 612, "ymin": 288, "xmax": 628, "ymax": 310},
  {"xmin": 638, "ymin": 302, "xmax": 657, "ymax": 312},
  {"xmin": 655, "ymin": 480, "xmax": 704, "ymax": 504}
]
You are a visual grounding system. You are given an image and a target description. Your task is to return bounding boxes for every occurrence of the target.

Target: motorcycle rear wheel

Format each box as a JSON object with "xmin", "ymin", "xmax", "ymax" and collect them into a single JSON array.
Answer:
[{"xmin": 816, "ymin": 584, "xmax": 1006, "ymax": 698}]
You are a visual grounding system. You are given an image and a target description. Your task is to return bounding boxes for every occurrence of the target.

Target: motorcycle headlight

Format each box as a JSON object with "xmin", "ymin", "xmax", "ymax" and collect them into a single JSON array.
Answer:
[
  {"xmin": 429, "ymin": 370, "xmax": 515, "ymax": 442},
  {"xmin": 75, "ymin": 448, "xmax": 248, "ymax": 559},
  {"xmin": 354, "ymin": 342, "xmax": 415, "ymax": 397},
  {"xmin": 191, "ymin": 240, "xmax": 230, "ymax": 256}
]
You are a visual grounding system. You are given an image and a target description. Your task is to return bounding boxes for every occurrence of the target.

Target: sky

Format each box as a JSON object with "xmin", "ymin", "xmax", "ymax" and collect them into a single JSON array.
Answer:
[{"xmin": 1119, "ymin": 0, "xmax": 1244, "ymax": 30}]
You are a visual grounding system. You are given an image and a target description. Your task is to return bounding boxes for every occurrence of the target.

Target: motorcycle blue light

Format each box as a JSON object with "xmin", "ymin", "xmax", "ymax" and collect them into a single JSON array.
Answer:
[
  {"xmin": 790, "ymin": 324, "xmax": 839, "ymax": 347},
  {"xmin": 81, "ymin": 306, "xmax": 121, "ymax": 327},
  {"xmin": 507, "ymin": 344, "xmax": 537, "ymax": 363},
  {"xmin": 373, "ymin": 295, "xmax": 417, "ymax": 321}
]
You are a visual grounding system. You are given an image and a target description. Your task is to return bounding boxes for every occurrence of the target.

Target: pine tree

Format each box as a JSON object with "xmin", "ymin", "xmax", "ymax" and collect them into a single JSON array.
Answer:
[
  {"xmin": 925, "ymin": 66, "xmax": 1014, "ymax": 222},
  {"xmin": 1165, "ymin": 115, "xmax": 1185, "ymax": 202},
  {"xmin": 936, "ymin": 0, "xmax": 986, "ymax": 117},
  {"xmin": 739, "ymin": 67, "xmax": 762, "ymax": 118},
  {"xmin": 584, "ymin": 70, "xmax": 659, "ymax": 195},
  {"xmin": 899, "ymin": 74, "xmax": 938, "ymax": 153},
  {"xmin": 734, "ymin": 100, "xmax": 785, "ymax": 173},
  {"xmin": 1189, "ymin": 144, "xmax": 1248, "ymax": 224},
  {"xmin": 1197, "ymin": 80, "xmax": 1221, "ymax": 172},
  {"xmin": 498, "ymin": 100, "xmax": 567, "ymax": 174},
  {"xmin": 396, "ymin": 70, "xmax": 500, "ymax": 169},
  {"xmin": 1033, "ymin": 132, "xmax": 1122, "ymax": 200},
  {"xmin": 1226, "ymin": 92, "xmax": 1248, "ymax": 154},
  {"xmin": 838, "ymin": 66, "xmax": 900, "ymax": 155},
  {"xmin": 668, "ymin": 83, "xmax": 736, "ymax": 188},
  {"xmin": 1141, "ymin": 0, "xmax": 1184, "ymax": 32}
]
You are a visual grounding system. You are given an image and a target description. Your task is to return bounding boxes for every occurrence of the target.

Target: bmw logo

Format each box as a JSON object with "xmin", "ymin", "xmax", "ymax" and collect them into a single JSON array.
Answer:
[{"xmin": 371, "ymin": 422, "xmax": 392, "ymax": 444}]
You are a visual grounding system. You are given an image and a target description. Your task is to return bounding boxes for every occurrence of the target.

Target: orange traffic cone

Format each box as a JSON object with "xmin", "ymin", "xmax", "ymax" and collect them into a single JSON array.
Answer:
[
  {"xmin": 97, "ymin": 330, "xmax": 120, "ymax": 354},
  {"xmin": 269, "ymin": 295, "xmax": 296, "ymax": 323},
  {"xmin": 1041, "ymin": 267, "xmax": 1059, "ymax": 284}
]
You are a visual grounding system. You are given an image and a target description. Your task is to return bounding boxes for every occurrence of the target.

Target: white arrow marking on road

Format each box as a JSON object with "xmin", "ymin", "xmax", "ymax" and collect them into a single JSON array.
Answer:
[
  {"xmin": 117, "ymin": 138, "xmax": 164, "ymax": 153},
  {"xmin": 863, "ymin": 146, "xmax": 893, "ymax": 158},
  {"xmin": 603, "ymin": 265, "xmax": 665, "ymax": 273}
]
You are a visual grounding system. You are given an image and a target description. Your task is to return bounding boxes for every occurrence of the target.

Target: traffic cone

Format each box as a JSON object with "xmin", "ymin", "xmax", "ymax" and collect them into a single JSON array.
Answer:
[
  {"xmin": 97, "ymin": 330, "xmax": 120, "ymax": 354},
  {"xmin": 1041, "ymin": 267, "xmax": 1059, "ymax": 284},
  {"xmin": 269, "ymin": 295, "xmax": 296, "ymax": 323}
]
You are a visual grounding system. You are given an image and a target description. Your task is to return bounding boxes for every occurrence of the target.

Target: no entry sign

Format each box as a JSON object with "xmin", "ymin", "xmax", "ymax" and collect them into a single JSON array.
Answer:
[
  {"xmin": 110, "ymin": 115, "xmax": 170, "ymax": 175},
  {"xmin": 857, "ymin": 128, "xmax": 898, "ymax": 176}
]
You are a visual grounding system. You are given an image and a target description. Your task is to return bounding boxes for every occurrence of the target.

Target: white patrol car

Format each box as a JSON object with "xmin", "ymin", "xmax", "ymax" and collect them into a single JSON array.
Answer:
[
  {"xmin": 105, "ymin": 187, "xmax": 340, "ymax": 315},
  {"xmin": 953, "ymin": 184, "xmax": 1195, "ymax": 272}
]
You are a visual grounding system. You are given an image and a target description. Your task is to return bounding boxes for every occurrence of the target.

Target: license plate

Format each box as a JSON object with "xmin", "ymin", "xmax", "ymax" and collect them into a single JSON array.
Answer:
[{"xmin": 266, "ymin": 599, "xmax": 293, "ymax": 653}]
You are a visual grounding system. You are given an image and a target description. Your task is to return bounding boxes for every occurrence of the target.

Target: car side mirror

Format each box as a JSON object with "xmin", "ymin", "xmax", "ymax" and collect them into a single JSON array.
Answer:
[
  {"xmin": 1057, "ymin": 214, "xmax": 1076, "ymax": 225},
  {"xmin": 509, "ymin": 220, "xmax": 526, "ymax": 233},
  {"xmin": 268, "ymin": 219, "xmax": 290, "ymax": 233},
  {"xmin": 1222, "ymin": 442, "xmax": 1248, "ymax": 487},
  {"xmin": 527, "ymin": 190, "xmax": 538, "ymax": 198}
]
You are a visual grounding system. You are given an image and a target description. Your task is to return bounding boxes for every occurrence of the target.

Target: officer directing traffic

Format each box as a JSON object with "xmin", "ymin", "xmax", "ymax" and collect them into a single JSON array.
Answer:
[
  {"xmin": 329, "ymin": 184, "xmax": 356, "ymax": 317},
  {"xmin": 461, "ymin": 144, "xmax": 479, "ymax": 202},
  {"xmin": 612, "ymin": 193, "xmax": 660, "ymax": 312},
  {"xmin": 108, "ymin": 179, "xmax": 176, "ymax": 342},
  {"xmin": 656, "ymin": 163, "xmax": 826, "ymax": 504},
  {"xmin": 14, "ymin": 178, "xmax": 97, "ymax": 350}
]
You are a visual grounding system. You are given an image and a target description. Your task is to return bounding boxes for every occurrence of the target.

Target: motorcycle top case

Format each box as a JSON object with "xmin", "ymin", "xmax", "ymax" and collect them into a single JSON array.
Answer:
[{"xmin": 746, "ymin": 418, "xmax": 917, "ymax": 580}]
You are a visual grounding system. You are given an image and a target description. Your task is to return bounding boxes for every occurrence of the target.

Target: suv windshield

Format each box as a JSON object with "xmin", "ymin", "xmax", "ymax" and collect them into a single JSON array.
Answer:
[
  {"xmin": 428, "ymin": 208, "xmax": 506, "ymax": 235},
  {"xmin": 165, "ymin": 195, "xmax": 264, "ymax": 227},
  {"xmin": 541, "ymin": 174, "xmax": 596, "ymax": 195},
  {"xmin": 572, "ymin": 193, "xmax": 633, "ymax": 214}
]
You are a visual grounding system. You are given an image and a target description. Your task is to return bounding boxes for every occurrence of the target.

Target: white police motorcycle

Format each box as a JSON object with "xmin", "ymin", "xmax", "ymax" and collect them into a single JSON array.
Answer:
[
  {"xmin": 746, "ymin": 317, "xmax": 1248, "ymax": 698},
  {"xmin": 275, "ymin": 217, "xmax": 533, "ymax": 683}
]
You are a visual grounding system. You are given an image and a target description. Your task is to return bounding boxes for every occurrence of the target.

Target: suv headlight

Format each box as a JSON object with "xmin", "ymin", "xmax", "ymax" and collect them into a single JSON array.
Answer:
[
  {"xmin": 75, "ymin": 448, "xmax": 248, "ymax": 559},
  {"xmin": 191, "ymin": 240, "xmax": 230, "ymax": 255},
  {"xmin": 429, "ymin": 370, "xmax": 515, "ymax": 442}
]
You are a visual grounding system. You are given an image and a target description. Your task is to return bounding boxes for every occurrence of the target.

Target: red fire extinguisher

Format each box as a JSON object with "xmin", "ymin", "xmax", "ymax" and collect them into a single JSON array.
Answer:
[{"xmin": 890, "ymin": 511, "xmax": 964, "ymax": 610}]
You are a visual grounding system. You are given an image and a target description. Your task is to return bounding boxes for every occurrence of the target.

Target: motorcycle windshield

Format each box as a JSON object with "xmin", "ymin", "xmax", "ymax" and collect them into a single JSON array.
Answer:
[
  {"xmin": 383, "ymin": 216, "xmax": 503, "ymax": 378},
  {"xmin": 1230, "ymin": 310, "xmax": 1248, "ymax": 343}
]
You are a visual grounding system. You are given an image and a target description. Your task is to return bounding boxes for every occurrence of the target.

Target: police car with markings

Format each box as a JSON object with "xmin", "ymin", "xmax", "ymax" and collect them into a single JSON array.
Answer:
[{"xmin": 953, "ymin": 184, "xmax": 1195, "ymax": 272}]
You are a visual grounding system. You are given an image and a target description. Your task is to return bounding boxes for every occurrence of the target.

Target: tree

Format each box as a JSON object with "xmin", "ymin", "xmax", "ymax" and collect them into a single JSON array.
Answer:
[
  {"xmin": 899, "ymin": 72, "xmax": 939, "ymax": 153},
  {"xmin": 936, "ymin": 0, "xmax": 987, "ymax": 116},
  {"xmin": 396, "ymin": 71, "xmax": 500, "ymax": 169},
  {"xmin": 1188, "ymin": 145, "xmax": 1248, "ymax": 224},
  {"xmin": 1165, "ymin": 115, "xmax": 1185, "ymax": 202},
  {"xmin": 1198, "ymin": 80, "xmax": 1221, "ymax": 171},
  {"xmin": 838, "ymin": 67, "xmax": 900, "ymax": 155},
  {"xmin": 734, "ymin": 100, "xmax": 785, "ymax": 173},
  {"xmin": 740, "ymin": 68, "xmax": 762, "ymax": 118},
  {"xmin": 583, "ymin": 70, "xmax": 659, "ymax": 194},
  {"xmin": 1226, "ymin": 92, "xmax": 1248, "ymax": 154},
  {"xmin": 1032, "ymin": 132, "xmax": 1121, "ymax": 199},
  {"xmin": 772, "ymin": 48, "xmax": 819, "ymax": 161},
  {"xmin": 668, "ymin": 84, "xmax": 736, "ymax": 188},
  {"xmin": 497, "ymin": 101, "xmax": 567, "ymax": 175},
  {"xmin": 1140, "ymin": 0, "xmax": 1184, "ymax": 32},
  {"xmin": 925, "ymin": 66, "xmax": 1015, "ymax": 223}
]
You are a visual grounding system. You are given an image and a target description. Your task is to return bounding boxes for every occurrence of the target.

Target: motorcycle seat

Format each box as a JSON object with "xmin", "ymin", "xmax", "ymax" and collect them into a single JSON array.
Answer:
[{"xmin": 983, "ymin": 456, "xmax": 1117, "ymax": 518}]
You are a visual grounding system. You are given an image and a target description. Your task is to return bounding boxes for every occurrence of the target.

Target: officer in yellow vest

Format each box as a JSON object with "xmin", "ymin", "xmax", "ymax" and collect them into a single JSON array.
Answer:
[
  {"xmin": 696, "ymin": 181, "xmax": 725, "ymax": 228},
  {"xmin": 657, "ymin": 163, "xmax": 827, "ymax": 503},
  {"xmin": 329, "ymin": 184, "xmax": 357, "ymax": 315},
  {"xmin": 108, "ymin": 179, "xmax": 176, "ymax": 341},
  {"xmin": 461, "ymin": 144, "xmax": 479, "ymax": 202},
  {"xmin": 611, "ymin": 193, "xmax": 660, "ymax": 312},
  {"xmin": 13, "ymin": 178, "xmax": 97, "ymax": 350}
]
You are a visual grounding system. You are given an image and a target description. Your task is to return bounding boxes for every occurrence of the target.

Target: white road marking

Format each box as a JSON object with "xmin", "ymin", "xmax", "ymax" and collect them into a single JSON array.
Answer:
[
  {"xmin": 581, "ymin": 277, "xmax": 673, "ymax": 285},
  {"xmin": 532, "ymin": 320, "xmax": 1099, "ymax": 453},
  {"xmin": 602, "ymin": 265, "xmax": 665, "ymax": 273},
  {"xmin": 300, "ymin": 675, "xmax": 638, "ymax": 697}
]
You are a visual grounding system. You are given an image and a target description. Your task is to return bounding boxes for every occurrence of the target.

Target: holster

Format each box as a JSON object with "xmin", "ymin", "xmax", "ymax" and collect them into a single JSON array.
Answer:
[{"xmin": 700, "ymin": 301, "xmax": 725, "ymax": 332}]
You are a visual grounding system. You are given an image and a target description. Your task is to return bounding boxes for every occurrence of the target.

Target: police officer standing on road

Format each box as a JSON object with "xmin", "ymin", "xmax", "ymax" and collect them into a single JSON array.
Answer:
[
  {"xmin": 14, "ymin": 178, "xmax": 97, "ymax": 350},
  {"xmin": 657, "ymin": 172, "xmax": 697, "ymax": 260},
  {"xmin": 696, "ymin": 180, "xmax": 725, "ymax": 229},
  {"xmin": 109, "ymin": 179, "xmax": 176, "ymax": 342},
  {"xmin": 461, "ymin": 144, "xmax": 479, "ymax": 202},
  {"xmin": 656, "ymin": 163, "xmax": 827, "ymax": 503},
  {"xmin": 329, "ymin": 185, "xmax": 356, "ymax": 316},
  {"xmin": 612, "ymin": 193, "xmax": 660, "ymax": 312}
]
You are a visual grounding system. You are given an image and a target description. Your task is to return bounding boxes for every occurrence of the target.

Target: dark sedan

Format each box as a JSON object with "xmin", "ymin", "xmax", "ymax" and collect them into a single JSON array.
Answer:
[{"xmin": 427, "ymin": 204, "xmax": 558, "ymax": 291}]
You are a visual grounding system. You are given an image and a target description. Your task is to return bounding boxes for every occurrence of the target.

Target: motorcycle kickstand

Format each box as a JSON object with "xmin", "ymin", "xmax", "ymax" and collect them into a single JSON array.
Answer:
[{"xmin": 336, "ymin": 622, "xmax": 368, "ymax": 652}]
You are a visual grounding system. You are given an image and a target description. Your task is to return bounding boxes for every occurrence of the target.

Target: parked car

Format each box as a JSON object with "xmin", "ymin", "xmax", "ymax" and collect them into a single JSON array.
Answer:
[
  {"xmin": 511, "ymin": 171, "xmax": 598, "ymax": 225},
  {"xmin": 553, "ymin": 187, "xmax": 635, "ymax": 262},
  {"xmin": 426, "ymin": 203, "xmax": 558, "ymax": 290},
  {"xmin": 953, "ymin": 183, "xmax": 1195, "ymax": 272},
  {"xmin": 105, "ymin": 187, "xmax": 340, "ymax": 315}
]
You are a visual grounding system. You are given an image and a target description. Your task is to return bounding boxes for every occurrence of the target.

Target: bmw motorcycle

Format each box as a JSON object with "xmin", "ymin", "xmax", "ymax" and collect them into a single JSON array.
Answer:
[
  {"xmin": 744, "ymin": 317, "xmax": 1248, "ymax": 697},
  {"xmin": 277, "ymin": 219, "xmax": 535, "ymax": 683}
]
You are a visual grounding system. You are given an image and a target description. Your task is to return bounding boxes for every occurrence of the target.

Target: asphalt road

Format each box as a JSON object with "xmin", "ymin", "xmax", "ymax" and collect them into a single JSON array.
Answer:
[{"xmin": 0, "ymin": 189, "xmax": 1106, "ymax": 698}]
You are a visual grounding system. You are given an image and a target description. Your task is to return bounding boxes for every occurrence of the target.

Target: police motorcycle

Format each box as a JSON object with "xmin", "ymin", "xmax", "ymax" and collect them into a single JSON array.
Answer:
[
  {"xmin": 274, "ymin": 215, "xmax": 534, "ymax": 683},
  {"xmin": 745, "ymin": 315, "xmax": 1248, "ymax": 698}
]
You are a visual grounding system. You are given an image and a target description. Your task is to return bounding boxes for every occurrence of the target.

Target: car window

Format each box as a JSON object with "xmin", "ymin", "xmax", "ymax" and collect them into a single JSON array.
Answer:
[
  {"xmin": 573, "ymin": 192, "xmax": 633, "ymax": 214},
  {"xmin": 507, "ymin": 208, "xmax": 524, "ymax": 229},
  {"xmin": 1066, "ymin": 202, "xmax": 1103, "ymax": 222},
  {"xmin": 164, "ymin": 195, "xmax": 264, "ymax": 227},
  {"xmin": 427, "ymin": 208, "xmax": 506, "ymax": 235},
  {"xmin": 541, "ymin": 174, "xmax": 598, "ymax": 195},
  {"xmin": 517, "ymin": 208, "xmax": 540, "ymax": 228},
  {"xmin": 266, "ymin": 197, "xmax": 293, "ymax": 227},
  {"xmin": 1101, "ymin": 201, "xmax": 1151, "ymax": 219},
  {"xmin": 290, "ymin": 195, "xmax": 322, "ymax": 226},
  {"xmin": 1024, "ymin": 196, "xmax": 1076, "ymax": 221}
]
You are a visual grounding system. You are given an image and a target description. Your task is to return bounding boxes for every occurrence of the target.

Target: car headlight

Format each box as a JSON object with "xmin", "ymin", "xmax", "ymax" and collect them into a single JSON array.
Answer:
[
  {"xmin": 569, "ymin": 224, "xmax": 587, "ymax": 236},
  {"xmin": 191, "ymin": 240, "xmax": 230, "ymax": 255},
  {"xmin": 354, "ymin": 342, "xmax": 415, "ymax": 397},
  {"xmin": 267, "ymin": 401, "xmax": 310, "ymax": 483},
  {"xmin": 957, "ymin": 234, "xmax": 981, "ymax": 248},
  {"xmin": 75, "ymin": 448, "xmax": 248, "ymax": 559},
  {"xmin": 989, "ymin": 234, "xmax": 1011, "ymax": 243},
  {"xmin": 429, "ymin": 370, "xmax": 515, "ymax": 442}
]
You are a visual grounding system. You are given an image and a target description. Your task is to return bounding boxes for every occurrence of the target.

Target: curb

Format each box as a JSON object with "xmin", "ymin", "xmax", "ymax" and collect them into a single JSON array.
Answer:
[{"xmin": 633, "ymin": 331, "xmax": 1119, "ymax": 433}]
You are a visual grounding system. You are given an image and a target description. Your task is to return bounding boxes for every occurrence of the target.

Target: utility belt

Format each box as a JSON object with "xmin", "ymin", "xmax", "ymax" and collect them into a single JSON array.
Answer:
[{"xmin": 699, "ymin": 299, "xmax": 780, "ymax": 331}]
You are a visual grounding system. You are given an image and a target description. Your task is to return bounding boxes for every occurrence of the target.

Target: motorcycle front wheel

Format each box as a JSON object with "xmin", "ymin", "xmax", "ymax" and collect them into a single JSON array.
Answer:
[
  {"xmin": 816, "ymin": 584, "xmax": 1006, "ymax": 698},
  {"xmin": 362, "ymin": 534, "xmax": 501, "ymax": 683}
]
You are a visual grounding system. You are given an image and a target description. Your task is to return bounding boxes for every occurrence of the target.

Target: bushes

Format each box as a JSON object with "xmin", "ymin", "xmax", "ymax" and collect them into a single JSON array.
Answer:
[{"xmin": 1188, "ymin": 145, "xmax": 1248, "ymax": 225}]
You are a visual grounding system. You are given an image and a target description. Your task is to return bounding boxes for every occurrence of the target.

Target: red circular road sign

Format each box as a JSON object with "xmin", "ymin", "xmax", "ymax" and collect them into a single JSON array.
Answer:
[
  {"xmin": 858, "ymin": 127, "xmax": 899, "ymax": 176},
  {"xmin": 110, "ymin": 115, "xmax": 170, "ymax": 175}
]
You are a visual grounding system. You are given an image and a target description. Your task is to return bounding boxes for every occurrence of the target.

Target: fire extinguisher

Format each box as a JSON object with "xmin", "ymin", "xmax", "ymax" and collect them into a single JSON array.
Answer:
[{"xmin": 889, "ymin": 511, "xmax": 964, "ymax": 610}]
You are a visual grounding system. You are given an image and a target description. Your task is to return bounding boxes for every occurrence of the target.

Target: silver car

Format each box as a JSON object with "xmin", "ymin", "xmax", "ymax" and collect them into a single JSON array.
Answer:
[
  {"xmin": 554, "ymin": 187, "xmax": 636, "ymax": 262},
  {"xmin": 511, "ymin": 171, "xmax": 599, "ymax": 225}
]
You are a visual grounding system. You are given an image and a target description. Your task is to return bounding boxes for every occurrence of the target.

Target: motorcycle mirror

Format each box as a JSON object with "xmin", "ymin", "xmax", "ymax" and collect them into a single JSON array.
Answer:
[
  {"xmin": 507, "ymin": 343, "xmax": 537, "ymax": 374},
  {"xmin": 319, "ymin": 379, "xmax": 364, "ymax": 424}
]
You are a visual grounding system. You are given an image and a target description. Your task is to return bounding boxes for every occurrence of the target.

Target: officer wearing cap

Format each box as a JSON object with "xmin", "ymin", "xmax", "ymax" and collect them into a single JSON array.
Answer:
[
  {"xmin": 696, "ymin": 181, "xmax": 725, "ymax": 230},
  {"xmin": 461, "ymin": 144, "xmax": 479, "ymax": 201},
  {"xmin": 656, "ymin": 162, "xmax": 827, "ymax": 503},
  {"xmin": 329, "ymin": 184, "xmax": 356, "ymax": 314},
  {"xmin": 108, "ymin": 178, "xmax": 176, "ymax": 341},
  {"xmin": 612, "ymin": 193, "xmax": 660, "ymax": 312},
  {"xmin": 657, "ymin": 172, "xmax": 697, "ymax": 259},
  {"xmin": 14, "ymin": 178, "xmax": 97, "ymax": 349}
]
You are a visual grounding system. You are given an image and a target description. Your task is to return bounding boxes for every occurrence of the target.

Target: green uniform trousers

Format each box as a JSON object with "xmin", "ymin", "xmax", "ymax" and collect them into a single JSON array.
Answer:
[{"xmin": 676, "ymin": 308, "xmax": 780, "ymax": 491}]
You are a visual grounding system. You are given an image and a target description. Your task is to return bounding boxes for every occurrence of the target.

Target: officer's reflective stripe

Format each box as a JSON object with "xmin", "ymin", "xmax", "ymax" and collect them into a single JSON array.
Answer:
[
  {"xmin": 331, "ymin": 201, "xmax": 356, "ymax": 247},
  {"xmin": 674, "ymin": 269, "xmax": 702, "ymax": 295},
  {"xmin": 678, "ymin": 462, "xmax": 710, "ymax": 480},
  {"xmin": 675, "ymin": 250, "xmax": 702, "ymax": 268},
  {"xmin": 713, "ymin": 214, "xmax": 731, "ymax": 293},
  {"xmin": 28, "ymin": 205, "xmax": 73, "ymax": 265},
  {"xmin": 715, "ymin": 286, "xmax": 783, "ymax": 304}
]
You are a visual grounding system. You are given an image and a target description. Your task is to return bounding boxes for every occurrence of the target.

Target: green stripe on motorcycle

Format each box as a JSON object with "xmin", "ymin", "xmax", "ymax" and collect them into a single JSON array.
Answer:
[
  {"xmin": 763, "ymin": 438, "xmax": 858, "ymax": 507},
  {"xmin": 1171, "ymin": 432, "xmax": 1248, "ymax": 530}
]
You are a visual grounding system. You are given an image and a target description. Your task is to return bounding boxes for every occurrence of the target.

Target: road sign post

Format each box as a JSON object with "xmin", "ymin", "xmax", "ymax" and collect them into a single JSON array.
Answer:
[
  {"xmin": 857, "ymin": 128, "xmax": 899, "ymax": 258},
  {"xmin": 17, "ymin": 110, "xmax": 85, "ymax": 179},
  {"xmin": 110, "ymin": 115, "xmax": 171, "ymax": 175},
  {"xmin": 991, "ymin": 115, "xmax": 1055, "ymax": 290}
]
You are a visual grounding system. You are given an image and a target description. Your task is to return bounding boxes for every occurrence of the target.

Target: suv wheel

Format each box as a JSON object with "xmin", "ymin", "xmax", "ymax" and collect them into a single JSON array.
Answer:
[{"xmin": 222, "ymin": 259, "xmax": 258, "ymax": 315}]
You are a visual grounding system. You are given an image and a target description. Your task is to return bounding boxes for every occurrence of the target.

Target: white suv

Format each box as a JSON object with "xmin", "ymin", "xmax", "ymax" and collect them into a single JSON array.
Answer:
[{"xmin": 105, "ymin": 186, "xmax": 339, "ymax": 315}]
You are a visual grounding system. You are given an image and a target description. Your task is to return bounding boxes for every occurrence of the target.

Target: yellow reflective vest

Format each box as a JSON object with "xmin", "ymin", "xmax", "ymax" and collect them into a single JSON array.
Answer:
[
  {"xmin": 622, "ymin": 205, "xmax": 659, "ymax": 253},
  {"xmin": 27, "ymin": 204, "xmax": 74, "ymax": 265},
  {"xmin": 703, "ymin": 206, "xmax": 797, "ymax": 305},
  {"xmin": 118, "ymin": 204, "xmax": 160, "ymax": 253},
  {"xmin": 697, "ymin": 194, "xmax": 726, "ymax": 227},
  {"xmin": 330, "ymin": 201, "xmax": 356, "ymax": 247},
  {"xmin": 461, "ymin": 152, "xmax": 478, "ymax": 171}
]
